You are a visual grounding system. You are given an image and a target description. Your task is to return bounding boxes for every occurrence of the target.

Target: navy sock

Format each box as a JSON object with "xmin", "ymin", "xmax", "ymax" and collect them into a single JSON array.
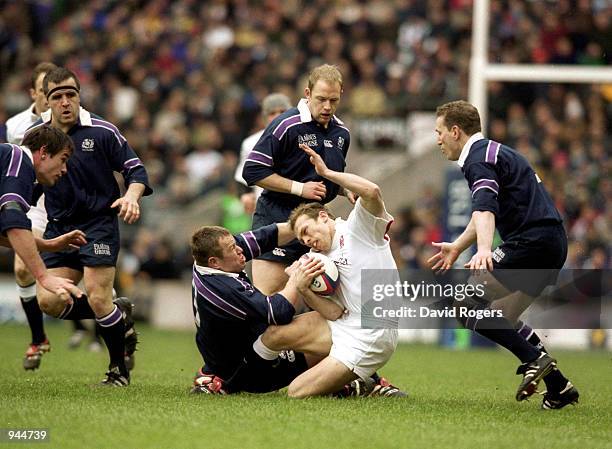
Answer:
[
  {"xmin": 96, "ymin": 305, "xmax": 127, "ymax": 375},
  {"xmin": 462, "ymin": 308, "xmax": 540, "ymax": 363},
  {"xmin": 20, "ymin": 292, "xmax": 46, "ymax": 345},
  {"xmin": 58, "ymin": 295, "xmax": 95, "ymax": 320},
  {"xmin": 516, "ymin": 321, "xmax": 569, "ymax": 392}
]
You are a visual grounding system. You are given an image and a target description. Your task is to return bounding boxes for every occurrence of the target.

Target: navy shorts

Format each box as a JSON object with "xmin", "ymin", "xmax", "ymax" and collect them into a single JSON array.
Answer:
[
  {"xmin": 491, "ymin": 223, "xmax": 568, "ymax": 297},
  {"xmin": 226, "ymin": 351, "xmax": 308, "ymax": 394},
  {"xmin": 42, "ymin": 214, "xmax": 120, "ymax": 271},
  {"xmin": 252, "ymin": 195, "xmax": 309, "ymax": 264}
]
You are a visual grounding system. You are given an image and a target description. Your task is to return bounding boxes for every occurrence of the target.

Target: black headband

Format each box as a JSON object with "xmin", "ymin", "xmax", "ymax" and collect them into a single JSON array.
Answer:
[{"xmin": 46, "ymin": 85, "xmax": 79, "ymax": 99}]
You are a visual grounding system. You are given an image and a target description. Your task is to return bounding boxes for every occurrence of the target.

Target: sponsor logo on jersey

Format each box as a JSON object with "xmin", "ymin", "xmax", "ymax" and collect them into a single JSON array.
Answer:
[
  {"xmin": 337, "ymin": 136, "xmax": 344, "ymax": 149},
  {"xmin": 94, "ymin": 243, "xmax": 111, "ymax": 256},
  {"xmin": 272, "ymin": 247, "xmax": 286, "ymax": 257},
  {"xmin": 339, "ymin": 235, "xmax": 344, "ymax": 248},
  {"xmin": 492, "ymin": 247, "xmax": 505, "ymax": 262},
  {"xmin": 324, "ymin": 139, "xmax": 333, "ymax": 148},
  {"xmin": 81, "ymin": 138, "xmax": 95, "ymax": 151},
  {"xmin": 298, "ymin": 134, "xmax": 318, "ymax": 147}
]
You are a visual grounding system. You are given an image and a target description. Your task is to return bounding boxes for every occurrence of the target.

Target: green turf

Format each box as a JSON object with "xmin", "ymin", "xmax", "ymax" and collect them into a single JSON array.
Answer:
[{"xmin": 0, "ymin": 323, "xmax": 610, "ymax": 449}]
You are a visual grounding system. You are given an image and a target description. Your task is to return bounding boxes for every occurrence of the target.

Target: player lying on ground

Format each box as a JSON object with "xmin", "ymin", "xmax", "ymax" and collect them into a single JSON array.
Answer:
[{"xmin": 248, "ymin": 144, "xmax": 404, "ymax": 398}]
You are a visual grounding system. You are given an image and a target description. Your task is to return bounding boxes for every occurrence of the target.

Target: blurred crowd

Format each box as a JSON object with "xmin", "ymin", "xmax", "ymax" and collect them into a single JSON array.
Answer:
[{"xmin": 0, "ymin": 0, "xmax": 609, "ymax": 283}]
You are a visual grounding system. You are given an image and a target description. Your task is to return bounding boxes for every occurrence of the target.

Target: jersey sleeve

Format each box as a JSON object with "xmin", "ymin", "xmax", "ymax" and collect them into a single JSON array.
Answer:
[
  {"xmin": 233, "ymin": 224, "xmax": 278, "ymax": 262},
  {"xmin": 105, "ymin": 129, "xmax": 153, "ymax": 197},
  {"xmin": 346, "ymin": 197, "xmax": 394, "ymax": 247},
  {"xmin": 0, "ymin": 145, "xmax": 33, "ymax": 234},
  {"xmin": 242, "ymin": 128, "xmax": 278, "ymax": 186},
  {"xmin": 464, "ymin": 161, "xmax": 500, "ymax": 216},
  {"xmin": 193, "ymin": 271, "xmax": 295, "ymax": 325}
]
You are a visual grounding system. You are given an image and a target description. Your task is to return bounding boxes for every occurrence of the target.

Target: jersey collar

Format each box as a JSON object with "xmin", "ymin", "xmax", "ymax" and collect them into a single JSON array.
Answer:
[
  {"xmin": 297, "ymin": 98, "xmax": 312, "ymax": 122},
  {"xmin": 40, "ymin": 106, "xmax": 93, "ymax": 126},
  {"xmin": 194, "ymin": 263, "xmax": 240, "ymax": 278},
  {"xmin": 457, "ymin": 132, "xmax": 485, "ymax": 168}
]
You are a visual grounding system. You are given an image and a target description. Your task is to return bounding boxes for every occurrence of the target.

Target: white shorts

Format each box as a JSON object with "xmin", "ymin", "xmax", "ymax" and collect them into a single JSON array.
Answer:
[
  {"xmin": 328, "ymin": 319, "xmax": 398, "ymax": 380},
  {"xmin": 27, "ymin": 195, "xmax": 47, "ymax": 234}
]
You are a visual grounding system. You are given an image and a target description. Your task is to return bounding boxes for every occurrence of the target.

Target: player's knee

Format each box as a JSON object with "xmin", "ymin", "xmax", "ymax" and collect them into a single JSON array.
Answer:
[
  {"xmin": 37, "ymin": 292, "xmax": 62, "ymax": 317},
  {"xmin": 14, "ymin": 259, "xmax": 34, "ymax": 285},
  {"xmin": 287, "ymin": 383, "xmax": 310, "ymax": 399},
  {"xmin": 261, "ymin": 325, "xmax": 285, "ymax": 350}
]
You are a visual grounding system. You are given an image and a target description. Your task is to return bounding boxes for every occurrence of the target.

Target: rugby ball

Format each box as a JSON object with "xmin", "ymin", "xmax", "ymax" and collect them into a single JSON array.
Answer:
[{"xmin": 299, "ymin": 252, "xmax": 339, "ymax": 296}]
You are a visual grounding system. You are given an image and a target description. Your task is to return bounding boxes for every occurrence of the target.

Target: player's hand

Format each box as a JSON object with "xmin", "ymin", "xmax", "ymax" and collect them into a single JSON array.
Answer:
[
  {"xmin": 38, "ymin": 274, "xmax": 83, "ymax": 304},
  {"xmin": 427, "ymin": 242, "xmax": 461, "ymax": 273},
  {"xmin": 43, "ymin": 230, "xmax": 87, "ymax": 252},
  {"xmin": 299, "ymin": 143, "xmax": 330, "ymax": 177},
  {"xmin": 111, "ymin": 194, "xmax": 141, "ymax": 224},
  {"xmin": 345, "ymin": 189, "xmax": 358, "ymax": 204},
  {"xmin": 240, "ymin": 192, "xmax": 256, "ymax": 215},
  {"xmin": 292, "ymin": 256, "xmax": 325, "ymax": 292},
  {"xmin": 465, "ymin": 249, "xmax": 494, "ymax": 273},
  {"xmin": 301, "ymin": 181, "xmax": 326, "ymax": 200}
]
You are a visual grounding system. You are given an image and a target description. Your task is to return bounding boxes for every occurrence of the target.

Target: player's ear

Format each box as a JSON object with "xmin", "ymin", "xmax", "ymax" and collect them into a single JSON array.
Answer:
[
  {"xmin": 39, "ymin": 145, "xmax": 48, "ymax": 160},
  {"xmin": 304, "ymin": 87, "xmax": 311, "ymax": 99},
  {"xmin": 207, "ymin": 256, "xmax": 220, "ymax": 269},
  {"xmin": 319, "ymin": 210, "xmax": 328, "ymax": 222}
]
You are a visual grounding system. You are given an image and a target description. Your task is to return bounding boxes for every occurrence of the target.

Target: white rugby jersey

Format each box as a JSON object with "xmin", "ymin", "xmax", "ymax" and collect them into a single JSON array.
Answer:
[
  {"xmin": 6, "ymin": 104, "xmax": 38, "ymax": 145},
  {"xmin": 322, "ymin": 198, "xmax": 397, "ymax": 328}
]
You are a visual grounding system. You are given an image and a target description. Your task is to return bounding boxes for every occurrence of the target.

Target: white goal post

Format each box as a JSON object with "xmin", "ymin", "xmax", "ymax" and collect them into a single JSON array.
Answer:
[{"xmin": 469, "ymin": 0, "xmax": 612, "ymax": 128}]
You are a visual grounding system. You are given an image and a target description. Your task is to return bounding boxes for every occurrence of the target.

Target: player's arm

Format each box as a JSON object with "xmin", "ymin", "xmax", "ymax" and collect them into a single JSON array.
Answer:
[
  {"xmin": 111, "ymin": 182, "xmax": 145, "ymax": 225},
  {"xmin": 5, "ymin": 228, "xmax": 82, "ymax": 301},
  {"xmin": 242, "ymin": 129, "xmax": 326, "ymax": 200},
  {"xmin": 299, "ymin": 144, "xmax": 383, "ymax": 217},
  {"xmin": 428, "ymin": 217, "xmax": 476, "ymax": 273},
  {"xmin": 254, "ymin": 173, "xmax": 327, "ymax": 201},
  {"xmin": 299, "ymin": 285, "xmax": 345, "ymax": 321},
  {"xmin": 276, "ymin": 222, "xmax": 295, "ymax": 246},
  {"xmin": 468, "ymin": 211, "xmax": 495, "ymax": 271},
  {"xmin": 463, "ymin": 161, "xmax": 500, "ymax": 272}
]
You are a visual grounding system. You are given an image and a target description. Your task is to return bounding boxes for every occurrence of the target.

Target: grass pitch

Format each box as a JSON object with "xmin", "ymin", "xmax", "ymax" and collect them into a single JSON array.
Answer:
[{"xmin": 0, "ymin": 323, "xmax": 610, "ymax": 449}]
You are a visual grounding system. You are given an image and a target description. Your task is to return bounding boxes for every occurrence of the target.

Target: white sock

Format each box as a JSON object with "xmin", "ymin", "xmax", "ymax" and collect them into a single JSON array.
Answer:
[
  {"xmin": 17, "ymin": 282, "xmax": 36, "ymax": 300},
  {"xmin": 252, "ymin": 335, "xmax": 280, "ymax": 360}
]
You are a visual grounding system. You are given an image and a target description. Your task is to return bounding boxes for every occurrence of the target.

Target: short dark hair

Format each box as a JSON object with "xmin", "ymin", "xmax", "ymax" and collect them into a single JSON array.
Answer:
[
  {"xmin": 31, "ymin": 62, "xmax": 57, "ymax": 89},
  {"xmin": 288, "ymin": 203, "xmax": 335, "ymax": 231},
  {"xmin": 436, "ymin": 100, "xmax": 482, "ymax": 135},
  {"xmin": 22, "ymin": 125, "xmax": 74, "ymax": 156},
  {"xmin": 308, "ymin": 64, "xmax": 343, "ymax": 91},
  {"xmin": 190, "ymin": 226, "xmax": 232, "ymax": 266},
  {"xmin": 43, "ymin": 67, "xmax": 81, "ymax": 95}
]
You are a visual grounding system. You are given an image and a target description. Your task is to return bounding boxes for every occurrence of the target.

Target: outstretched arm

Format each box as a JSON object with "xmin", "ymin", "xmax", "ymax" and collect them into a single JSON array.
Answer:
[
  {"xmin": 299, "ymin": 144, "xmax": 383, "ymax": 217},
  {"xmin": 427, "ymin": 216, "xmax": 477, "ymax": 273}
]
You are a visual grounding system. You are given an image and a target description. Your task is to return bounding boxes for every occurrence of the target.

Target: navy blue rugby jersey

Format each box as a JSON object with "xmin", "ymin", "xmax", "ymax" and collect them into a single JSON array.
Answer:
[
  {"xmin": 191, "ymin": 224, "xmax": 296, "ymax": 379},
  {"xmin": 242, "ymin": 99, "xmax": 350, "ymax": 209},
  {"xmin": 29, "ymin": 107, "xmax": 152, "ymax": 221},
  {"xmin": 460, "ymin": 137, "xmax": 562, "ymax": 241},
  {"xmin": 0, "ymin": 143, "xmax": 35, "ymax": 233}
]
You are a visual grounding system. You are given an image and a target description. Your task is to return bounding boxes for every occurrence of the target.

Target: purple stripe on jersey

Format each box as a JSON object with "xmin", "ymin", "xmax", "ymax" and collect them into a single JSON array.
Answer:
[
  {"xmin": 471, "ymin": 179, "xmax": 499, "ymax": 193},
  {"xmin": 123, "ymin": 158, "xmax": 142, "ymax": 169},
  {"xmin": 472, "ymin": 185, "xmax": 499, "ymax": 197},
  {"xmin": 486, "ymin": 141, "xmax": 500, "ymax": 164},
  {"xmin": 96, "ymin": 305, "xmax": 123, "ymax": 327},
  {"xmin": 240, "ymin": 231, "xmax": 261, "ymax": 259},
  {"xmin": 246, "ymin": 151, "xmax": 273, "ymax": 166},
  {"xmin": 0, "ymin": 193, "xmax": 31, "ymax": 212},
  {"xmin": 193, "ymin": 271, "xmax": 247, "ymax": 320},
  {"xmin": 266, "ymin": 296, "xmax": 277, "ymax": 325},
  {"xmin": 272, "ymin": 115, "xmax": 301, "ymax": 139},
  {"xmin": 473, "ymin": 178, "xmax": 499, "ymax": 188},
  {"xmin": 7, "ymin": 145, "xmax": 23, "ymax": 177},
  {"xmin": 91, "ymin": 118, "xmax": 127, "ymax": 144}
]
